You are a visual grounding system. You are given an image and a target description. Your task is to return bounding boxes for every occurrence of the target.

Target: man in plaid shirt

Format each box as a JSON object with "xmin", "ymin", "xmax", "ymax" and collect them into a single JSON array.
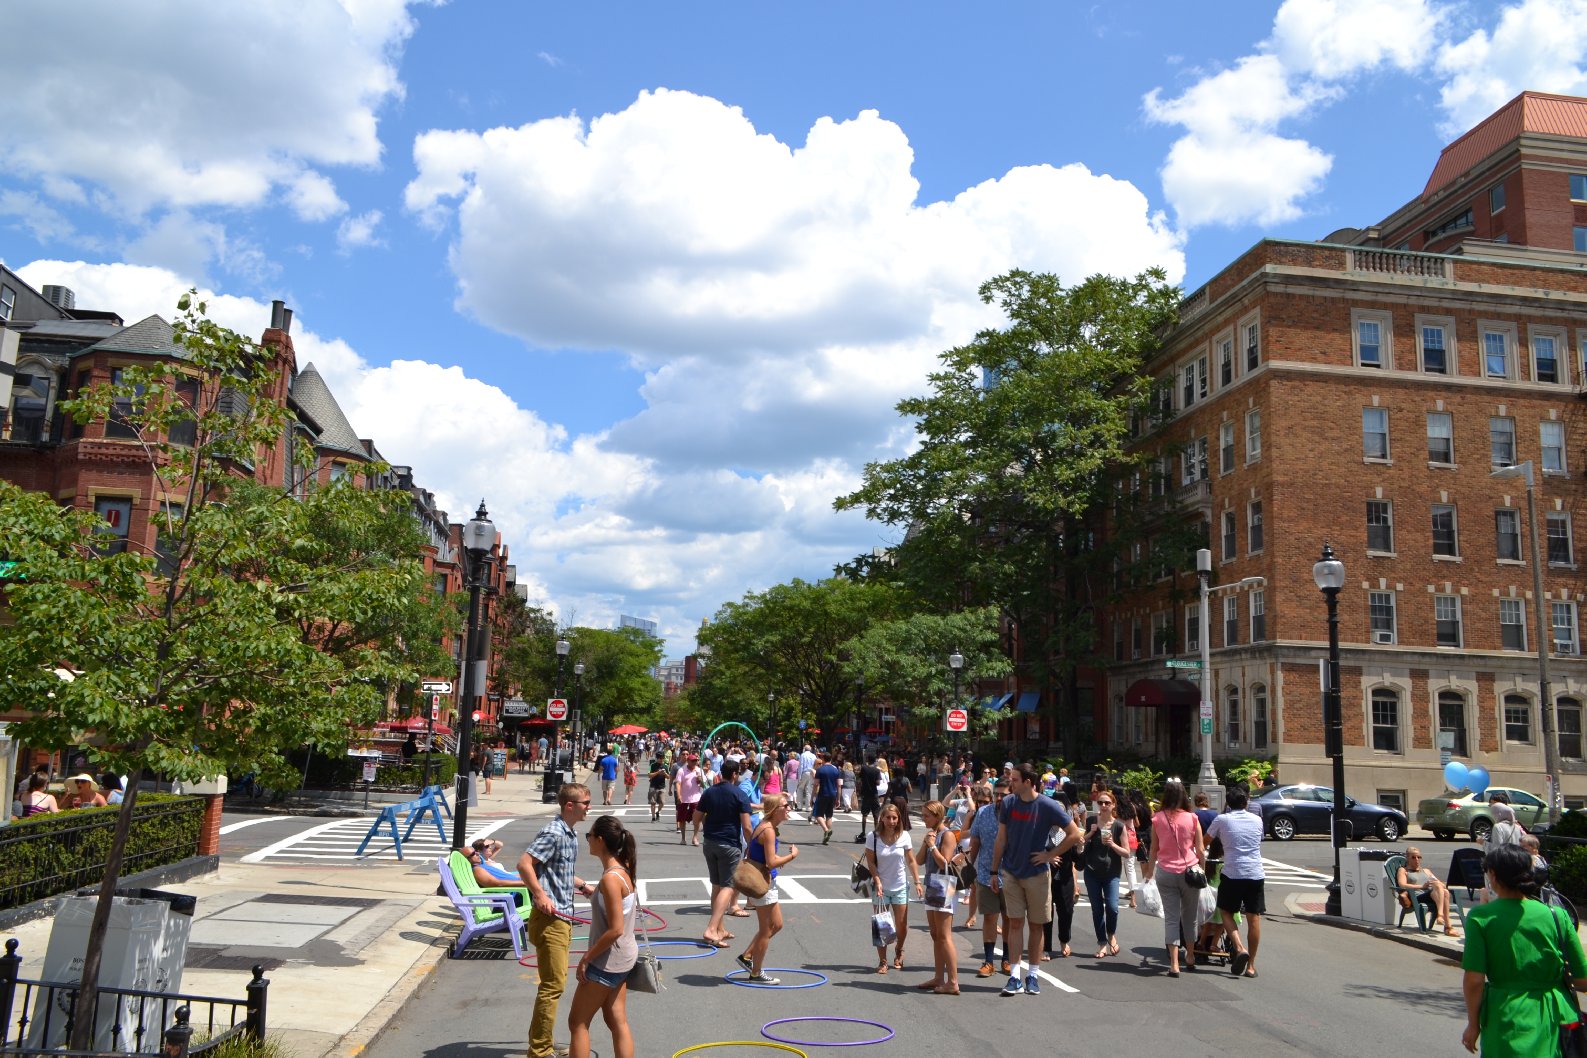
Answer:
[{"xmin": 518, "ymin": 782, "xmax": 594, "ymax": 1058}]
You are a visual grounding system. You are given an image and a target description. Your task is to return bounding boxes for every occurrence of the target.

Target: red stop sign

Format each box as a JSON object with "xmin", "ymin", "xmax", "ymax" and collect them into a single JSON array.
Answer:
[
  {"xmin": 945, "ymin": 708, "xmax": 968, "ymax": 733},
  {"xmin": 547, "ymin": 698, "xmax": 569, "ymax": 721}
]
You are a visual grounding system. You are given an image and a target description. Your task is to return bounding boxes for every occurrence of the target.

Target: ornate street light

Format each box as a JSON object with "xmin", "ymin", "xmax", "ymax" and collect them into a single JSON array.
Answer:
[
  {"xmin": 451, "ymin": 501, "xmax": 494, "ymax": 849},
  {"xmin": 1313, "ymin": 543, "xmax": 1347, "ymax": 915}
]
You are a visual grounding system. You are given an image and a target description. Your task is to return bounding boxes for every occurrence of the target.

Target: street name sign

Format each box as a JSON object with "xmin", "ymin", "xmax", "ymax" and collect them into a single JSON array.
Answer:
[{"xmin": 1165, "ymin": 659, "xmax": 1202, "ymax": 669}]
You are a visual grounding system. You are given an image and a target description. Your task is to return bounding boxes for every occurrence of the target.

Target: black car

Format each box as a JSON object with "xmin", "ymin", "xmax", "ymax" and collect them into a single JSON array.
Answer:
[{"xmin": 1252, "ymin": 784, "xmax": 1408, "ymax": 842}]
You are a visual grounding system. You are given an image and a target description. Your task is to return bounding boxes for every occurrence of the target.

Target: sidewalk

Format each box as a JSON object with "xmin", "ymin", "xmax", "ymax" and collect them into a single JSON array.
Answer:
[{"xmin": 2, "ymin": 764, "xmax": 586, "ymax": 1058}]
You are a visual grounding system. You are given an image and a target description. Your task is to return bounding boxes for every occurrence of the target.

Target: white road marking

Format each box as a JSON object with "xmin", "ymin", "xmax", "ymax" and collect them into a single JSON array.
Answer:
[
  {"xmin": 238, "ymin": 816, "xmax": 513, "ymax": 863},
  {"xmin": 219, "ymin": 816, "xmax": 294, "ymax": 835}
]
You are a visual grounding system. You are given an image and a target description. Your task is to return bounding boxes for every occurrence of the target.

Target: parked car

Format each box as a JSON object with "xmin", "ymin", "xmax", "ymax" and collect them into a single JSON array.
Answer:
[
  {"xmin": 1252, "ymin": 784, "xmax": 1408, "ymax": 842},
  {"xmin": 1416, "ymin": 786, "xmax": 1549, "ymax": 841}
]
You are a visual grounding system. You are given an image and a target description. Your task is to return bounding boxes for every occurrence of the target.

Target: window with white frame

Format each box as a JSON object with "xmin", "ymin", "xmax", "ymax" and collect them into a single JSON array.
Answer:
[
  {"xmin": 1533, "ymin": 331, "xmax": 1563, "ymax": 384},
  {"xmin": 1501, "ymin": 598, "xmax": 1527, "ymax": 650},
  {"xmin": 1504, "ymin": 693, "xmax": 1533, "ymax": 744},
  {"xmin": 1245, "ymin": 408, "xmax": 1261, "ymax": 461},
  {"xmin": 1438, "ymin": 690, "xmax": 1469, "ymax": 756},
  {"xmin": 1432, "ymin": 503, "xmax": 1460, "ymax": 557},
  {"xmin": 1181, "ymin": 437, "xmax": 1208, "ymax": 485},
  {"xmin": 1250, "ymin": 588, "xmax": 1266, "ymax": 640},
  {"xmin": 1363, "ymin": 407, "xmax": 1390, "ymax": 460},
  {"xmin": 1541, "ymin": 420, "xmax": 1567, "ymax": 473},
  {"xmin": 1369, "ymin": 590, "xmax": 1397, "ymax": 644},
  {"xmin": 0, "ymin": 285, "xmax": 15, "ymax": 321},
  {"xmin": 1131, "ymin": 617, "xmax": 1143, "ymax": 660},
  {"xmin": 1152, "ymin": 611, "xmax": 1172, "ymax": 656},
  {"xmin": 1552, "ymin": 601, "xmax": 1579, "ymax": 655},
  {"xmin": 1224, "ymin": 595, "xmax": 1239, "ymax": 646},
  {"xmin": 1435, "ymin": 595, "xmax": 1462, "ymax": 647},
  {"xmin": 1418, "ymin": 317, "xmax": 1453, "ymax": 375},
  {"xmin": 1244, "ymin": 319, "xmax": 1260, "ymax": 372},
  {"xmin": 1251, "ymin": 683, "xmax": 1269, "ymax": 749},
  {"xmin": 1354, "ymin": 311, "xmax": 1390, "ymax": 368},
  {"xmin": 1482, "ymin": 324, "xmax": 1516, "ymax": 379},
  {"xmin": 1197, "ymin": 356, "xmax": 1208, "ymax": 401},
  {"xmin": 1427, "ymin": 412, "xmax": 1454, "ymax": 463},
  {"xmin": 1181, "ymin": 361, "xmax": 1196, "ymax": 408},
  {"xmin": 1490, "ymin": 416, "xmax": 1516, "ymax": 466},
  {"xmin": 1496, "ymin": 508, "xmax": 1523, "ymax": 561},
  {"xmin": 1222, "ymin": 510, "xmax": 1237, "ymax": 561},
  {"xmin": 1225, "ymin": 685, "xmax": 1241, "ymax": 744},
  {"xmin": 1560, "ymin": 697, "xmax": 1584, "ymax": 760},
  {"xmin": 1370, "ymin": 688, "xmax": 1401, "ymax": 752},
  {"xmin": 1367, "ymin": 499, "xmax": 1394, "ymax": 552},
  {"xmin": 1248, "ymin": 500, "xmax": 1264, "ymax": 552},
  {"xmin": 1220, "ymin": 421, "xmax": 1235, "ymax": 474},
  {"xmin": 1185, "ymin": 605, "xmax": 1200, "ymax": 653},
  {"xmin": 1549, "ymin": 512, "xmax": 1574, "ymax": 566},
  {"xmin": 1218, "ymin": 337, "xmax": 1234, "ymax": 387}
]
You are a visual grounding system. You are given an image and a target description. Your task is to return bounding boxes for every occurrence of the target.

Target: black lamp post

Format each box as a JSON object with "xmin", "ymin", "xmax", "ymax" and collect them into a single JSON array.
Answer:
[
  {"xmin": 948, "ymin": 649, "xmax": 964, "ymax": 764},
  {"xmin": 450, "ymin": 501, "xmax": 494, "ymax": 849},
  {"xmin": 1313, "ymin": 543, "xmax": 1347, "ymax": 916},
  {"xmin": 852, "ymin": 676, "xmax": 864, "ymax": 765},
  {"xmin": 544, "ymin": 638, "xmax": 569, "ymax": 801},
  {"xmin": 573, "ymin": 661, "xmax": 585, "ymax": 771}
]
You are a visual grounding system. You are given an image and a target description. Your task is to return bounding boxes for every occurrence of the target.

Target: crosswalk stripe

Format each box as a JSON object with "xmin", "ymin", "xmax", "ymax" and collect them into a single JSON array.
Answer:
[{"xmin": 240, "ymin": 816, "xmax": 513, "ymax": 863}]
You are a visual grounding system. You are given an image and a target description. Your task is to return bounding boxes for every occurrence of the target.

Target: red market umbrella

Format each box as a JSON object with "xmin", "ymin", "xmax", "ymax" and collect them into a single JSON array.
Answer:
[
  {"xmin": 610, "ymin": 724, "xmax": 649, "ymax": 735},
  {"xmin": 404, "ymin": 716, "xmax": 451, "ymax": 735}
]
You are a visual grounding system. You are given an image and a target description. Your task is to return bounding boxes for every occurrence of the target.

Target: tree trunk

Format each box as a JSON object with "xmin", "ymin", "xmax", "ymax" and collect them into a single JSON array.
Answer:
[{"xmin": 69, "ymin": 767, "xmax": 144, "ymax": 1052}]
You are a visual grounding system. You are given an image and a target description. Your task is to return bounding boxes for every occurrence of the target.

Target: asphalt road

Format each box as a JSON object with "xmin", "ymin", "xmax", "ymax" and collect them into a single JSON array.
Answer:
[{"xmin": 350, "ymin": 807, "xmax": 1467, "ymax": 1058}]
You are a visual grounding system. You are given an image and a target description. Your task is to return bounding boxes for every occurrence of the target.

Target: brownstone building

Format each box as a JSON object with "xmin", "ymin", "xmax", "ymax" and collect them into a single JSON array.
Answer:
[{"xmin": 1106, "ymin": 92, "xmax": 1587, "ymax": 815}]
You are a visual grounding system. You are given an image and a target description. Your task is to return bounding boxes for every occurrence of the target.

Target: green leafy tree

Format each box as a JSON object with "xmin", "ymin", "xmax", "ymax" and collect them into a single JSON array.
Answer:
[
  {"xmin": 564, "ymin": 625, "xmax": 664, "ymax": 733},
  {"xmin": 836, "ymin": 269, "xmax": 1185, "ymax": 760},
  {"xmin": 841, "ymin": 606, "xmax": 1012, "ymax": 736},
  {"xmin": 0, "ymin": 294, "xmax": 442, "ymax": 1047}
]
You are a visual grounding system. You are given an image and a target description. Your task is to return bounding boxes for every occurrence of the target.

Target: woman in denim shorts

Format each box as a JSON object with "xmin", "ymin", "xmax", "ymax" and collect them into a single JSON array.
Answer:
[{"xmin": 569, "ymin": 816, "xmax": 639, "ymax": 1058}]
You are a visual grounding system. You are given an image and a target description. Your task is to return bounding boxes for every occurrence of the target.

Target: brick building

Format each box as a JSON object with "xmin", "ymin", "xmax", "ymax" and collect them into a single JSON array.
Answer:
[{"xmin": 1105, "ymin": 92, "xmax": 1587, "ymax": 814}]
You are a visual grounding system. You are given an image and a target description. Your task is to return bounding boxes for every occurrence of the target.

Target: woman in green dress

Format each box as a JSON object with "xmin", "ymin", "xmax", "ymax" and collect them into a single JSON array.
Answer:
[{"xmin": 1461, "ymin": 843, "xmax": 1587, "ymax": 1055}]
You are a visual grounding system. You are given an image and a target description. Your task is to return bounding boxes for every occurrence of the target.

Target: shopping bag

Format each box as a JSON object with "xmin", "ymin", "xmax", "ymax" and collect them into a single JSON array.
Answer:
[
  {"xmin": 923, "ymin": 872, "xmax": 957, "ymax": 911},
  {"xmin": 871, "ymin": 911, "xmax": 897, "ymax": 945},
  {"xmin": 1135, "ymin": 877, "xmax": 1164, "ymax": 918},
  {"xmin": 1195, "ymin": 884, "xmax": 1218, "ymax": 929}
]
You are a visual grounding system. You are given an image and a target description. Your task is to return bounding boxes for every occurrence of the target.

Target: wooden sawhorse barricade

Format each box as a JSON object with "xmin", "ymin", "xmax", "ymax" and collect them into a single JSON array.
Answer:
[{"xmin": 355, "ymin": 787, "xmax": 451, "ymax": 860}]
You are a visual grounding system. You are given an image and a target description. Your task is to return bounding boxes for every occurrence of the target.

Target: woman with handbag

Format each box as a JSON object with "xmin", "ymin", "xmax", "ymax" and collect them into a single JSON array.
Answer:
[
  {"xmin": 865, "ymin": 801, "xmax": 920, "ymax": 973},
  {"xmin": 1461, "ymin": 843, "xmax": 1587, "ymax": 1056},
  {"xmin": 1082, "ymin": 792, "xmax": 1128, "ymax": 960},
  {"xmin": 913, "ymin": 800, "xmax": 961, "ymax": 994},
  {"xmin": 1045, "ymin": 797, "xmax": 1084, "ymax": 959},
  {"xmin": 1143, "ymin": 779, "xmax": 1207, "ymax": 977},
  {"xmin": 735, "ymin": 793, "xmax": 798, "ymax": 986},
  {"xmin": 1117, "ymin": 795, "xmax": 1141, "ymax": 909},
  {"xmin": 568, "ymin": 815, "xmax": 639, "ymax": 1058}
]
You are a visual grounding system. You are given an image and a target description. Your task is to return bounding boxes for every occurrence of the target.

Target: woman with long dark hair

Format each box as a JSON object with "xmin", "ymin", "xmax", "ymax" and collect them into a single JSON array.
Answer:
[
  {"xmin": 1143, "ymin": 779, "xmax": 1206, "ymax": 977},
  {"xmin": 568, "ymin": 815, "xmax": 638, "ymax": 1058}
]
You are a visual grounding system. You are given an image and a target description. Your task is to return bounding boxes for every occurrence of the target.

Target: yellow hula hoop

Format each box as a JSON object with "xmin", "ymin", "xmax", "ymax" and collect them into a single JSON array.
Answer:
[{"xmin": 673, "ymin": 1043, "xmax": 807, "ymax": 1058}]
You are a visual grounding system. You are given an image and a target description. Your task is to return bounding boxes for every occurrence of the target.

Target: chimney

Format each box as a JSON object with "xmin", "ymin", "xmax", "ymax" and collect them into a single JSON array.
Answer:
[
  {"xmin": 269, "ymin": 300, "xmax": 285, "ymax": 330},
  {"xmin": 281, "ymin": 308, "xmax": 293, "ymax": 334}
]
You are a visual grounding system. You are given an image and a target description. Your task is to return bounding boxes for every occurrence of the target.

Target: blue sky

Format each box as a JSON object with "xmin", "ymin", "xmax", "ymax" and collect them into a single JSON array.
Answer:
[{"xmin": 3, "ymin": 0, "xmax": 1583, "ymax": 657}]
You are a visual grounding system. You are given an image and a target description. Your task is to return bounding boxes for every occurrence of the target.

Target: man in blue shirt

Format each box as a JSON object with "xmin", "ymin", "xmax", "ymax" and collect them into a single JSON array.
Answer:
[
  {"xmin": 597, "ymin": 747, "xmax": 620, "ymax": 805},
  {"xmin": 699, "ymin": 758, "xmax": 754, "ymax": 947},
  {"xmin": 813, "ymin": 752, "xmax": 841, "ymax": 845},
  {"xmin": 991, "ymin": 764, "xmax": 1081, "ymax": 996}
]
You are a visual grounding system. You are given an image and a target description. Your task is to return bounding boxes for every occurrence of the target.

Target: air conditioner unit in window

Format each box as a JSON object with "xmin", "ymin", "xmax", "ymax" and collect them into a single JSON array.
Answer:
[{"xmin": 1372, "ymin": 631, "xmax": 1395, "ymax": 645}]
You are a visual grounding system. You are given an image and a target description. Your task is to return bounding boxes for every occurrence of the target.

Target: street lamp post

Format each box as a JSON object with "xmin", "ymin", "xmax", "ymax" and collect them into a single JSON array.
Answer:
[
  {"xmin": 1195, "ymin": 549, "xmax": 1265, "ymax": 808},
  {"xmin": 852, "ymin": 678, "xmax": 863, "ymax": 766},
  {"xmin": 1313, "ymin": 543, "xmax": 1347, "ymax": 916},
  {"xmin": 1493, "ymin": 461, "xmax": 1562, "ymax": 823},
  {"xmin": 573, "ymin": 661, "xmax": 585, "ymax": 772},
  {"xmin": 450, "ymin": 502, "xmax": 494, "ymax": 850},
  {"xmin": 767, "ymin": 692, "xmax": 776, "ymax": 747},
  {"xmin": 948, "ymin": 649, "xmax": 964, "ymax": 767},
  {"xmin": 546, "ymin": 638, "xmax": 569, "ymax": 799}
]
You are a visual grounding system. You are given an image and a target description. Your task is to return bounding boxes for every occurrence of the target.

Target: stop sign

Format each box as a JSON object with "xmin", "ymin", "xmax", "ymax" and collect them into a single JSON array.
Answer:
[
  {"xmin": 944, "ymin": 707, "xmax": 968, "ymax": 733},
  {"xmin": 547, "ymin": 698, "xmax": 569, "ymax": 721}
]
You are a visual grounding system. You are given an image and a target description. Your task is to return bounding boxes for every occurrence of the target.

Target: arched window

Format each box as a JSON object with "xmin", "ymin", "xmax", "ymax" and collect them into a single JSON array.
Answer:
[
  {"xmin": 1225, "ymin": 685, "xmax": 1241, "ymax": 744},
  {"xmin": 1251, "ymin": 683, "xmax": 1269, "ymax": 750},
  {"xmin": 1559, "ymin": 696, "xmax": 1582, "ymax": 760},
  {"xmin": 1370, "ymin": 688, "xmax": 1401, "ymax": 753},
  {"xmin": 1437, "ymin": 690, "xmax": 1468, "ymax": 757},
  {"xmin": 1503, "ymin": 693, "xmax": 1534, "ymax": 745}
]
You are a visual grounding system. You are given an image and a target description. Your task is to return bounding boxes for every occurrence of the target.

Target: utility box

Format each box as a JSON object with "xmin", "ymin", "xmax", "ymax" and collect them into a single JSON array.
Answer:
[
  {"xmin": 1337, "ymin": 847, "xmax": 1363, "ymax": 920},
  {"xmin": 1357, "ymin": 848, "xmax": 1396, "ymax": 924}
]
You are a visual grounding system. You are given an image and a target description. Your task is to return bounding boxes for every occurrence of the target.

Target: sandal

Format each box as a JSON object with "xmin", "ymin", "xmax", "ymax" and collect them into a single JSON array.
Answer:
[
  {"xmin": 876, "ymin": 963, "xmax": 888, "ymax": 975},
  {"xmin": 1060, "ymin": 945, "xmax": 1071, "ymax": 958},
  {"xmin": 1108, "ymin": 939, "xmax": 1120, "ymax": 956},
  {"xmin": 914, "ymin": 980, "xmax": 941, "ymax": 991},
  {"xmin": 932, "ymin": 985, "xmax": 960, "ymax": 995},
  {"xmin": 727, "ymin": 908, "xmax": 752, "ymax": 918},
  {"xmin": 1095, "ymin": 948, "xmax": 1110, "ymax": 959},
  {"xmin": 893, "ymin": 955, "xmax": 904, "ymax": 969}
]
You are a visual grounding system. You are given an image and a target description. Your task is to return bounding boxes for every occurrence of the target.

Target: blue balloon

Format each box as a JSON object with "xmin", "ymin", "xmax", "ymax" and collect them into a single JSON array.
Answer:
[
  {"xmin": 1467, "ymin": 766, "xmax": 1490, "ymax": 795},
  {"xmin": 1444, "ymin": 760, "xmax": 1469, "ymax": 790}
]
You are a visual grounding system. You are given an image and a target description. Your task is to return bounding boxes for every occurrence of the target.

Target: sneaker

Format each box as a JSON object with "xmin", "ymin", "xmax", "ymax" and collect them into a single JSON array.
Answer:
[
  {"xmin": 1001, "ymin": 975, "xmax": 1022, "ymax": 996},
  {"xmin": 1024, "ymin": 975, "xmax": 1041, "ymax": 996},
  {"xmin": 976, "ymin": 961, "xmax": 995, "ymax": 978},
  {"xmin": 822, "ymin": 831, "xmax": 832, "ymax": 845},
  {"xmin": 735, "ymin": 952, "xmax": 753, "ymax": 973},
  {"xmin": 748, "ymin": 974, "xmax": 781, "ymax": 985}
]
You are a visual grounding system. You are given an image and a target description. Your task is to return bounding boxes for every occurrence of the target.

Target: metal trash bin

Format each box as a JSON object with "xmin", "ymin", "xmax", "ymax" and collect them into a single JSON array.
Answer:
[
  {"xmin": 541, "ymin": 769, "xmax": 563, "ymax": 803},
  {"xmin": 1357, "ymin": 848, "xmax": 1396, "ymax": 924}
]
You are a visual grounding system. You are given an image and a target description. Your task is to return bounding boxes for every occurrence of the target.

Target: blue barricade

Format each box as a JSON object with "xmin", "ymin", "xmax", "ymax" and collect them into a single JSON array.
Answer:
[{"xmin": 355, "ymin": 791, "xmax": 447, "ymax": 860}]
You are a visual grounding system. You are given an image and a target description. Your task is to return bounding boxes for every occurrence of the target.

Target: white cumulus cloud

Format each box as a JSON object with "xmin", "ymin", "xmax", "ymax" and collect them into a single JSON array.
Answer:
[{"xmin": 1437, "ymin": 0, "xmax": 1587, "ymax": 134}]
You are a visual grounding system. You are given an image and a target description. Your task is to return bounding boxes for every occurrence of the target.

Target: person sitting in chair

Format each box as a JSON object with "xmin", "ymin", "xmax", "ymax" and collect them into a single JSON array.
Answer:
[
  {"xmin": 1396, "ymin": 846, "xmax": 1458, "ymax": 936},
  {"xmin": 468, "ymin": 838, "xmax": 525, "ymax": 903}
]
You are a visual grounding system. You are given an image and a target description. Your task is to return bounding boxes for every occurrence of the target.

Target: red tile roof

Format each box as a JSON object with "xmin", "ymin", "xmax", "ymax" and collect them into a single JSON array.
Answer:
[{"xmin": 1422, "ymin": 91, "xmax": 1587, "ymax": 197}]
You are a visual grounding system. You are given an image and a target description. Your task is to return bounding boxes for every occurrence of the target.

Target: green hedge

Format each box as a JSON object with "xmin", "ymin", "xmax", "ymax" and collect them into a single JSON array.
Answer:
[
  {"xmin": 0, "ymin": 794, "xmax": 204, "ymax": 911},
  {"xmin": 1549, "ymin": 843, "xmax": 1587, "ymax": 907}
]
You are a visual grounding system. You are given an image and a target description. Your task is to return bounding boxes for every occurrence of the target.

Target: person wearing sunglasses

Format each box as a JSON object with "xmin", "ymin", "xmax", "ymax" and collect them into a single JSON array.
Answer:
[
  {"xmin": 467, "ymin": 838, "xmax": 520, "ymax": 896},
  {"xmin": 519, "ymin": 784, "xmax": 596, "ymax": 1058}
]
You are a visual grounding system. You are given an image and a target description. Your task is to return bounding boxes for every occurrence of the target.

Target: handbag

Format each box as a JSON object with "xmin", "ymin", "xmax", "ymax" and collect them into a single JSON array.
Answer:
[
  {"xmin": 1552, "ymin": 905, "xmax": 1587, "ymax": 1057},
  {"xmin": 628, "ymin": 905, "xmax": 664, "ymax": 994},
  {"xmin": 732, "ymin": 858, "xmax": 770, "ymax": 898},
  {"xmin": 850, "ymin": 858, "xmax": 873, "ymax": 895},
  {"xmin": 1184, "ymin": 864, "xmax": 1208, "ymax": 890},
  {"xmin": 870, "ymin": 891, "xmax": 897, "ymax": 946},
  {"xmin": 956, "ymin": 860, "xmax": 976, "ymax": 890}
]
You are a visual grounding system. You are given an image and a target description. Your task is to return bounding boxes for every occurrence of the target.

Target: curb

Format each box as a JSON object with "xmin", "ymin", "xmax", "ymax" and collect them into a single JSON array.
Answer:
[
  {"xmin": 332, "ymin": 930, "xmax": 452, "ymax": 1058},
  {"xmin": 1302, "ymin": 912, "xmax": 1462, "ymax": 959}
]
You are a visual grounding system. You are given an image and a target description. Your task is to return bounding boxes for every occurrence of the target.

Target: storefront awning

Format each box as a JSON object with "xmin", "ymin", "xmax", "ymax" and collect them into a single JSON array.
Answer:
[
  {"xmin": 1124, "ymin": 678, "xmax": 1199, "ymax": 708},
  {"xmin": 1015, "ymin": 691, "xmax": 1040, "ymax": 713},
  {"xmin": 991, "ymin": 692, "xmax": 1014, "ymax": 711}
]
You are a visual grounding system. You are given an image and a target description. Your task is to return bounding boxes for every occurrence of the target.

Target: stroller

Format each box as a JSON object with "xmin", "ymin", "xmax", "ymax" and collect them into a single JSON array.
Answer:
[{"xmin": 1189, "ymin": 859, "xmax": 1239, "ymax": 967}]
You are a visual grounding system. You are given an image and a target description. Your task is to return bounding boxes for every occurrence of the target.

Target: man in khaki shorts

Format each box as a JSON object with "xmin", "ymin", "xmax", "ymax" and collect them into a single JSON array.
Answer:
[{"xmin": 990, "ymin": 764, "xmax": 1081, "ymax": 997}]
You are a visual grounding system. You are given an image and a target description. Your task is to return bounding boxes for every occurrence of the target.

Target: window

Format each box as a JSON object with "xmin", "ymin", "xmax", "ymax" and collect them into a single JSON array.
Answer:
[
  {"xmin": 1577, "ymin": 227, "xmax": 1587, "ymax": 253},
  {"xmin": 93, "ymin": 496, "xmax": 133, "ymax": 556},
  {"xmin": 1226, "ymin": 686, "xmax": 1241, "ymax": 745},
  {"xmin": 1222, "ymin": 510, "xmax": 1237, "ymax": 561},
  {"xmin": 1363, "ymin": 407, "xmax": 1390, "ymax": 460},
  {"xmin": 1152, "ymin": 611, "xmax": 1172, "ymax": 657},
  {"xmin": 1501, "ymin": 598, "xmax": 1526, "ymax": 650},
  {"xmin": 1483, "ymin": 328, "xmax": 1511, "ymax": 379},
  {"xmin": 1113, "ymin": 621, "xmax": 1125, "ymax": 662},
  {"xmin": 155, "ymin": 503, "xmax": 184, "ymax": 577},
  {"xmin": 1251, "ymin": 684, "xmax": 1269, "ymax": 750},
  {"xmin": 1197, "ymin": 356, "xmax": 1208, "ymax": 401},
  {"xmin": 1427, "ymin": 412, "xmax": 1454, "ymax": 463},
  {"xmin": 1181, "ymin": 361, "xmax": 1196, "ymax": 408},
  {"xmin": 1224, "ymin": 596, "xmax": 1239, "ymax": 646},
  {"xmin": 105, "ymin": 367, "xmax": 144, "ymax": 440},
  {"xmin": 1504, "ymin": 693, "xmax": 1533, "ymax": 744},
  {"xmin": 1371, "ymin": 689, "xmax": 1401, "ymax": 753},
  {"xmin": 0, "ymin": 284, "xmax": 14, "ymax": 321},
  {"xmin": 1573, "ymin": 173, "xmax": 1587, "ymax": 201},
  {"xmin": 1367, "ymin": 500, "xmax": 1394, "ymax": 552},
  {"xmin": 169, "ymin": 379, "xmax": 199, "ymax": 447},
  {"xmin": 1438, "ymin": 691, "xmax": 1468, "ymax": 756},
  {"xmin": 1549, "ymin": 512, "xmax": 1574, "ymax": 565},
  {"xmin": 1560, "ymin": 698, "xmax": 1584, "ymax": 761},
  {"xmin": 1369, "ymin": 590, "xmax": 1397, "ymax": 644},
  {"xmin": 1357, "ymin": 317, "xmax": 1384, "ymax": 368},
  {"xmin": 1420, "ymin": 324, "xmax": 1449, "ymax": 374},
  {"xmin": 1185, "ymin": 605, "xmax": 1200, "ymax": 653},
  {"xmin": 1496, "ymin": 508, "xmax": 1522, "ymax": 561},
  {"xmin": 1426, "ymin": 208, "xmax": 1473, "ymax": 240},
  {"xmin": 1377, "ymin": 790, "xmax": 1407, "ymax": 813},
  {"xmin": 1181, "ymin": 437, "xmax": 1208, "ymax": 485},
  {"xmin": 1245, "ymin": 408, "xmax": 1261, "ymax": 461},
  {"xmin": 1218, "ymin": 338, "xmax": 1234, "ymax": 387},
  {"xmin": 1220, "ymin": 421, "xmax": 1235, "ymax": 474},
  {"xmin": 1490, "ymin": 182, "xmax": 1506, "ymax": 213},
  {"xmin": 1250, "ymin": 589, "xmax": 1266, "ymax": 641},
  {"xmin": 1542, "ymin": 420, "xmax": 1566, "ymax": 473},
  {"xmin": 1553, "ymin": 601, "xmax": 1578, "ymax": 655},
  {"xmin": 1248, "ymin": 501, "xmax": 1264, "ymax": 552},
  {"xmin": 1435, "ymin": 595, "xmax": 1462, "ymax": 647},
  {"xmin": 1432, "ymin": 504, "xmax": 1459, "ymax": 557},
  {"xmin": 1490, "ymin": 416, "xmax": 1516, "ymax": 466},
  {"xmin": 1131, "ymin": 617, "xmax": 1143, "ymax": 660},
  {"xmin": 1534, "ymin": 334, "xmax": 1560, "ymax": 383},
  {"xmin": 1244, "ymin": 320, "xmax": 1260, "ymax": 372}
]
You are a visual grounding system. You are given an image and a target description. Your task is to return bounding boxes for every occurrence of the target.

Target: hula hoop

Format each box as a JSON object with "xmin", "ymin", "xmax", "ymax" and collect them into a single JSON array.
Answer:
[
  {"xmin": 702, "ymin": 721, "xmax": 766, "ymax": 786},
  {"xmin": 723, "ymin": 968, "xmax": 828, "ymax": 989},
  {"xmin": 638, "ymin": 907, "xmax": 668, "ymax": 932},
  {"xmin": 674, "ymin": 1044, "xmax": 806, "ymax": 1058},
  {"xmin": 517, "ymin": 948, "xmax": 588, "ymax": 968},
  {"xmin": 761, "ymin": 1018, "xmax": 894, "ymax": 1047},
  {"xmin": 647, "ymin": 940, "xmax": 719, "ymax": 960}
]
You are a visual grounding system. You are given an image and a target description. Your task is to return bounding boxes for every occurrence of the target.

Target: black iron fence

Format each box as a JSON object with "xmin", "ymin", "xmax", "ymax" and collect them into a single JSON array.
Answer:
[
  {"xmin": 0, "ymin": 798, "xmax": 204, "ymax": 912},
  {"xmin": 0, "ymin": 939, "xmax": 267, "ymax": 1058}
]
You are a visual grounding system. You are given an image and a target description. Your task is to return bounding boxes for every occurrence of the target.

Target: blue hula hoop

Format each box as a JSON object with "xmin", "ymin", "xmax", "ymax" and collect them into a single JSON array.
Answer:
[
  {"xmin": 761, "ymin": 1018, "xmax": 895, "ymax": 1047},
  {"xmin": 648, "ymin": 940, "xmax": 720, "ymax": 960},
  {"xmin": 723, "ymin": 968, "xmax": 827, "ymax": 989}
]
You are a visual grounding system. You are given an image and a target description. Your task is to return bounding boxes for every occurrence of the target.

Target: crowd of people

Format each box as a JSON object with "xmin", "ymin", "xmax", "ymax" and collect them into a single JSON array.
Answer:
[{"xmin": 10, "ymin": 764, "xmax": 124, "ymax": 820}]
